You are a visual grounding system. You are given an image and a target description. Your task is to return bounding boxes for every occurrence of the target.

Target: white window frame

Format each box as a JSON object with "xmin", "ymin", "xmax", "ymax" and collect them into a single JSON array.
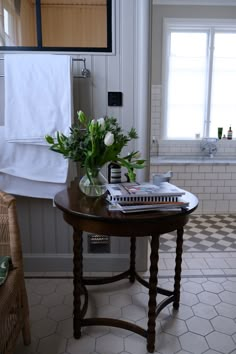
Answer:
[{"xmin": 162, "ymin": 18, "xmax": 236, "ymax": 140}]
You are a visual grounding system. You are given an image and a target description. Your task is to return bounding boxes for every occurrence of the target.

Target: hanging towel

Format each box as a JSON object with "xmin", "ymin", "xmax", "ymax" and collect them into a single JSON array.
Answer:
[
  {"xmin": 4, "ymin": 54, "xmax": 72, "ymax": 144},
  {"xmin": 0, "ymin": 127, "xmax": 68, "ymax": 183},
  {"xmin": 0, "ymin": 127, "xmax": 76, "ymax": 198},
  {"xmin": 0, "ymin": 54, "xmax": 75, "ymax": 198}
]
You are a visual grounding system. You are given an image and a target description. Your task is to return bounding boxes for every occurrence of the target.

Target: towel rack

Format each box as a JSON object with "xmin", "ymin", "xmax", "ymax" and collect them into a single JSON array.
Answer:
[{"xmin": 0, "ymin": 57, "xmax": 90, "ymax": 79}]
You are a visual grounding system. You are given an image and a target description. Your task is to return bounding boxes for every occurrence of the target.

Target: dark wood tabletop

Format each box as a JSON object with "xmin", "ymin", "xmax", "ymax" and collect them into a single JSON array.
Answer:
[{"xmin": 54, "ymin": 180, "xmax": 199, "ymax": 237}]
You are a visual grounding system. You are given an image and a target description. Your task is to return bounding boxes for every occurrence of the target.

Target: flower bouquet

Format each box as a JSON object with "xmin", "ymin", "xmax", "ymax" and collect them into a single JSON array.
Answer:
[{"xmin": 45, "ymin": 111, "xmax": 145, "ymax": 196}]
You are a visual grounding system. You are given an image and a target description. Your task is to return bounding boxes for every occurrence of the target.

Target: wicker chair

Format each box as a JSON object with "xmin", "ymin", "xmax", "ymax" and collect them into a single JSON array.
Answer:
[{"xmin": 0, "ymin": 191, "xmax": 31, "ymax": 354}]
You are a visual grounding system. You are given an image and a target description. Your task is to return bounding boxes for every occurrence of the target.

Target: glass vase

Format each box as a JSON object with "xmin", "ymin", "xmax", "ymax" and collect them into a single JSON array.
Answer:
[{"xmin": 79, "ymin": 167, "xmax": 107, "ymax": 197}]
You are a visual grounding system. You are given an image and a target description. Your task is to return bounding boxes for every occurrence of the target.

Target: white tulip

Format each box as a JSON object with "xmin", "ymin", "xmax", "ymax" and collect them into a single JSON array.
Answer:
[
  {"xmin": 104, "ymin": 132, "xmax": 114, "ymax": 146},
  {"xmin": 97, "ymin": 118, "xmax": 105, "ymax": 129}
]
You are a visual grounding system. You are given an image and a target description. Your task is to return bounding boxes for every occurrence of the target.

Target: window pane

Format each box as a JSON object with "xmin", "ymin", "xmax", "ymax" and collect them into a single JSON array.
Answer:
[
  {"xmin": 210, "ymin": 33, "xmax": 236, "ymax": 138},
  {"xmin": 166, "ymin": 32, "xmax": 207, "ymax": 139}
]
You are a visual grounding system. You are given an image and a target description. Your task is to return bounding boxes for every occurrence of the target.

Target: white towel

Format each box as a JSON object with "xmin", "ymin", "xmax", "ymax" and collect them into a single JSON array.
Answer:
[
  {"xmin": 0, "ymin": 127, "xmax": 68, "ymax": 183},
  {"xmin": 0, "ymin": 54, "xmax": 75, "ymax": 198},
  {"xmin": 4, "ymin": 54, "xmax": 72, "ymax": 143}
]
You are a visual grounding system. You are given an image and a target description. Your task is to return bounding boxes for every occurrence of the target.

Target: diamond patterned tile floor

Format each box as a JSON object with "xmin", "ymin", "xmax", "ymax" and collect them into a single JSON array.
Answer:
[
  {"xmin": 160, "ymin": 214, "xmax": 236, "ymax": 252},
  {"xmin": 15, "ymin": 214, "xmax": 236, "ymax": 354}
]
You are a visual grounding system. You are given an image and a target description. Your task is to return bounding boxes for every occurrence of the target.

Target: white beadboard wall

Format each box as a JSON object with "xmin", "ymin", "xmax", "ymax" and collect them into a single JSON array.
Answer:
[
  {"xmin": 150, "ymin": 84, "xmax": 236, "ymax": 215},
  {"xmin": 0, "ymin": 0, "xmax": 151, "ymax": 272}
]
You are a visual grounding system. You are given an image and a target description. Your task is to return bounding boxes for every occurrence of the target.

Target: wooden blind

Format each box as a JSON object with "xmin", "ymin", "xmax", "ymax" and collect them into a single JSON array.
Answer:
[{"xmin": 41, "ymin": 2, "xmax": 107, "ymax": 47}]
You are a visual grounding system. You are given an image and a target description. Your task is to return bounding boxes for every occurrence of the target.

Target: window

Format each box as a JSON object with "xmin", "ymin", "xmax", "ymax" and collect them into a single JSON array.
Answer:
[
  {"xmin": 0, "ymin": 0, "xmax": 113, "ymax": 53},
  {"xmin": 163, "ymin": 19, "xmax": 236, "ymax": 139}
]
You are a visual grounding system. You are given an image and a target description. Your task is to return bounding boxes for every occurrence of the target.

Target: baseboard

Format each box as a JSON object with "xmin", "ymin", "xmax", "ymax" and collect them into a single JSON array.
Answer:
[{"xmin": 23, "ymin": 252, "xmax": 148, "ymax": 273}]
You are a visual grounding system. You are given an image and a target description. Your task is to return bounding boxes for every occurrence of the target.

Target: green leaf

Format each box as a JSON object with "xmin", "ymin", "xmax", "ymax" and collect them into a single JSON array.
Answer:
[{"xmin": 45, "ymin": 135, "xmax": 54, "ymax": 144}]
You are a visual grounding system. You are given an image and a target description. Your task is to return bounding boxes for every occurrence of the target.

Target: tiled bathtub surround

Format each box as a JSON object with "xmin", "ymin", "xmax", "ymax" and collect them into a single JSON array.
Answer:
[
  {"xmin": 150, "ymin": 157, "xmax": 236, "ymax": 214},
  {"xmin": 150, "ymin": 85, "xmax": 236, "ymax": 214}
]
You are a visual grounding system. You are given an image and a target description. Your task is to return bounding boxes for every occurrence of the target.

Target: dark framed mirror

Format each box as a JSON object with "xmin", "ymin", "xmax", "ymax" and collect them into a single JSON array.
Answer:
[{"xmin": 0, "ymin": 0, "xmax": 112, "ymax": 52}]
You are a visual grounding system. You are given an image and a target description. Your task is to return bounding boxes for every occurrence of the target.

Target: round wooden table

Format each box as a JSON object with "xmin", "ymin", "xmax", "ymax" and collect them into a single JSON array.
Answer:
[{"xmin": 54, "ymin": 181, "xmax": 198, "ymax": 353}]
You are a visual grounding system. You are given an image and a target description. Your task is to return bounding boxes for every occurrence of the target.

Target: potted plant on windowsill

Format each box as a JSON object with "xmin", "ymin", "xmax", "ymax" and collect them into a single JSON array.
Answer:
[{"xmin": 45, "ymin": 111, "xmax": 145, "ymax": 197}]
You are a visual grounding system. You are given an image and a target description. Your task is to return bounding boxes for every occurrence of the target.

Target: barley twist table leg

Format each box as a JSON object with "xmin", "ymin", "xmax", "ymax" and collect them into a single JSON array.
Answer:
[
  {"xmin": 129, "ymin": 237, "xmax": 136, "ymax": 283},
  {"xmin": 147, "ymin": 235, "xmax": 160, "ymax": 353},
  {"xmin": 73, "ymin": 228, "xmax": 83, "ymax": 339},
  {"xmin": 173, "ymin": 227, "xmax": 184, "ymax": 309}
]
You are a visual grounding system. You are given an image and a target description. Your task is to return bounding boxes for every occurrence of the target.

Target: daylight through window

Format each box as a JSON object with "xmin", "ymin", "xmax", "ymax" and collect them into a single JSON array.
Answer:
[{"xmin": 163, "ymin": 19, "xmax": 236, "ymax": 139}]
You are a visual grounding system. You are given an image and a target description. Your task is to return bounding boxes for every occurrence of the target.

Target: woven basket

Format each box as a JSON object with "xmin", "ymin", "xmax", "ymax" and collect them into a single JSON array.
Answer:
[{"xmin": 0, "ymin": 191, "xmax": 31, "ymax": 354}]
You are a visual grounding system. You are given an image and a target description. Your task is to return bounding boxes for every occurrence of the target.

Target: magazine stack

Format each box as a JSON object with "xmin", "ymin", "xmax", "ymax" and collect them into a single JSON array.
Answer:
[{"xmin": 106, "ymin": 182, "xmax": 189, "ymax": 213}]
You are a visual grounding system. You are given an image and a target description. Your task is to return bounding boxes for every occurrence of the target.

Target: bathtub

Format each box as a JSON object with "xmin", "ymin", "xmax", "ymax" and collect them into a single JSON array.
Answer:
[{"xmin": 150, "ymin": 155, "xmax": 236, "ymax": 214}]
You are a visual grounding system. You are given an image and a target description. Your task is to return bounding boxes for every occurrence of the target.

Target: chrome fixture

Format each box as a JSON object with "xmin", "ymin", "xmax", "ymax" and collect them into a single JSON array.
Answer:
[
  {"xmin": 200, "ymin": 138, "xmax": 218, "ymax": 158},
  {"xmin": 81, "ymin": 58, "xmax": 90, "ymax": 78}
]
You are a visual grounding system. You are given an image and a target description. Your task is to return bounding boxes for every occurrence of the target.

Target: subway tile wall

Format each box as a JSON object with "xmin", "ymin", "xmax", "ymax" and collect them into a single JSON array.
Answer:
[
  {"xmin": 150, "ymin": 162, "xmax": 236, "ymax": 214},
  {"xmin": 150, "ymin": 85, "xmax": 161, "ymax": 155},
  {"xmin": 150, "ymin": 85, "xmax": 236, "ymax": 215}
]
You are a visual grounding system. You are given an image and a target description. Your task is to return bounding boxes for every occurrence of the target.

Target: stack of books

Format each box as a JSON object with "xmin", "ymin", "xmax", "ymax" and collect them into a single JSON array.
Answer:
[{"xmin": 106, "ymin": 182, "xmax": 189, "ymax": 213}]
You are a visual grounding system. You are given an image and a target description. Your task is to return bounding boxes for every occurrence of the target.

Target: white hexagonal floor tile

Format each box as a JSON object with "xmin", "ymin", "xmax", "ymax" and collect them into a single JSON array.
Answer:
[
  {"xmin": 186, "ymin": 316, "xmax": 213, "ymax": 336},
  {"xmin": 171, "ymin": 304, "xmax": 194, "ymax": 321},
  {"xmin": 197, "ymin": 291, "xmax": 221, "ymax": 306},
  {"xmin": 31, "ymin": 317, "xmax": 57, "ymax": 339},
  {"xmin": 122, "ymin": 304, "xmax": 146, "ymax": 321},
  {"xmin": 161, "ymin": 317, "xmax": 188, "ymax": 336},
  {"xmin": 30, "ymin": 304, "xmax": 48, "ymax": 322},
  {"xmin": 132, "ymin": 292, "xmax": 149, "ymax": 308},
  {"xmin": 48, "ymin": 303, "xmax": 73, "ymax": 321},
  {"xmin": 192, "ymin": 303, "xmax": 217, "ymax": 320},
  {"xmin": 83, "ymin": 326, "xmax": 110, "ymax": 338},
  {"xmin": 210, "ymin": 316, "xmax": 236, "ymax": 335},
  {"xmin": 219, "ymin": 291, "xmax": 236, "ymax": 305},
  {"xmin": 96, "ymin": 333, "xmax": 124, "ymax": 353},
  {"xmin": 215, "ymin": 302, "xmax": 236, "ymax": 319},
  {"xmin": 179, "ymin": 332, "xmax": 209, "ymax": 354},
  {"xmin": 27, "ymin": 292, "xmax": 42, "ymax": 307},
  {"xmin": 206, "ymin": 331, "xmax": 236, "ymax": 353},
  {"xmin": 154, "ymin": 332, "xmax": 181, "ymax": 354},
  {"xmin": 41, "ymin": 291, "xmax": 65, "ymax": 307},
  {"xmin": 37, "ymin": 334, "xmax": 67, "ymax": 354},
  {"xmin": 57, "ymin": 318, "xmax": 73, "ymax": 339},
  {"xmin": 91, "ymin": 292, "xmax": 110, "ymax": 307},
  {"xmin": 63, "ymin": 293, "xmax": 73, "ymax": 306},
  {"xmin": 32, "ymin": 281, "xmax": 57, "ymax": 296},
  {"xmin": 124, "ymin": 334, "xmax": 147, "ymax": 354},
  {"xmin": 67, "ymin": 335, "xmax": 95, "ymax": 354},
  {"xmin": 180, "ymin": 292, "xmax": 199, "ymax": 306},
  {"xmin": 97, "ymin": 304, "xmax": 121, "ymax": 319},
  {"xmin": 202, "ymin": 280, "xmax": 224, "ymax": 293},
  {"xmin": 56, "ymin": 280, "xmax": 73, "ymax": 295},
  {"xmin": 222, "ymin": 280, "xmax": 236, "ymax": 292},
  {"xmin": 182, "ymin": 281, "xmax": 203, "ymax": 294},
  {"xmin": 110, "ymin": 293, "xmax": 132, "ymax": 308}
]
